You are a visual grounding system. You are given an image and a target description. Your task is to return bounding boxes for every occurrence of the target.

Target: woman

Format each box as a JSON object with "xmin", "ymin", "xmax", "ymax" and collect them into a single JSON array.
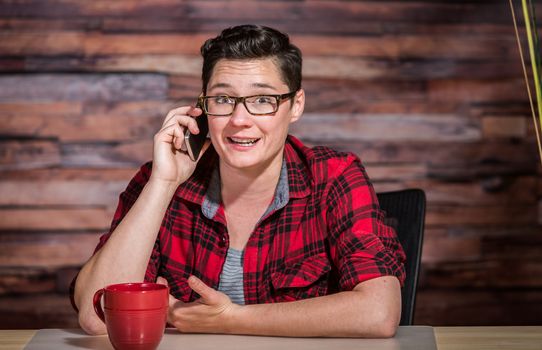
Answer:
[{"xmin": 72, "ymin": 24, "xmax": 405, "ymax": 338}]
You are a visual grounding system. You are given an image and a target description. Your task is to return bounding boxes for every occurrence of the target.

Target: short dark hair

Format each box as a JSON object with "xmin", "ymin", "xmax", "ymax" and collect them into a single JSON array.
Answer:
[{"xmin": 200, "ymin": 24, "xmax": 302, "ymax": 94}]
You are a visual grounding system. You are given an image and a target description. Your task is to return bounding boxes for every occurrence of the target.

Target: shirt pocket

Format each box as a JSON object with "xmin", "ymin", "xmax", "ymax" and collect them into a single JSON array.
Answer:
[{"xmin": 270, "ymin": 253, "xmax": 332, "ymax": 302}]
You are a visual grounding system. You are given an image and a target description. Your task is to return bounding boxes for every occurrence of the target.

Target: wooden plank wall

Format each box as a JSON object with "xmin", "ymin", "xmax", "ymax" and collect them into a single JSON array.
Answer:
[{"xmin": 0, "ymin": 0, "xmax": 541, "ymax": 328}]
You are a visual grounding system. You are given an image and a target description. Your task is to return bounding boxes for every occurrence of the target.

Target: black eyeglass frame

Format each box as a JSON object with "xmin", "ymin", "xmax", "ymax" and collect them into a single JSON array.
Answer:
[{"xmin": 198, "ymin": 91, "xmax": 298, "ymax": 116}]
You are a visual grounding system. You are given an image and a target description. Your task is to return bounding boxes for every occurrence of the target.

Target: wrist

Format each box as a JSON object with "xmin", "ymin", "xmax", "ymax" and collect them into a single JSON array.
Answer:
[
  {"xmin": 224, "ymin": 303, "xmax": 245, "ymax": 334},
  {"xmin": 145, "ymin": 177, "xmax": 180, "ymax": 198}
]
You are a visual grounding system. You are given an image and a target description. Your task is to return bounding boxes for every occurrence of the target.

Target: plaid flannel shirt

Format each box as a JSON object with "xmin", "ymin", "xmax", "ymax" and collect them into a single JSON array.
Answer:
[{"xmin": 71, "ymin": 135, "xmax": 405, "ymax": 307}]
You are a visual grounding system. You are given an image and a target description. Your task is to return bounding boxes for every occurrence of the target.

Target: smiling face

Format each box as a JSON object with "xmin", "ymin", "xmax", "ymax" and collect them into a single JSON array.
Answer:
[{"xmin": 205, "ymin": 58, "xmax": 305, "ymax": 175}]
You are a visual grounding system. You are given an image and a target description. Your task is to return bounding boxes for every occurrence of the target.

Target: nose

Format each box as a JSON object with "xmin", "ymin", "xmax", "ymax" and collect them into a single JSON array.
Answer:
[{"xmin": 228, "ymin": 101, "xmax": 253, "ymax": 127}]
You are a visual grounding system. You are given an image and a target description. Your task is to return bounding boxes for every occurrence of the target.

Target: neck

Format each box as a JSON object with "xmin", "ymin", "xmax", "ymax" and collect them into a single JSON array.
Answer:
[{"xmin": 220, "ymin": 153, "xmax": 283, "ymax": 206}]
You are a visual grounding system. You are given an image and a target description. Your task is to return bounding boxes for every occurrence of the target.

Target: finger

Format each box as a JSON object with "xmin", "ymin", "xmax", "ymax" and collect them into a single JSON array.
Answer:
[
  {"xmin": 155, "ymin": 123, "xmax": 185, "ymax": 150},
  {"xmin": 163, "ymin": 106, "xmax": 193, "ymax": 127},
  {"xmin": 189, "ymin": 106, "xmax": 203, "ymax": 117},
  {"xmin": 156, "ymin": 276, "xmax": 168, "ymax": 286},
  {"xmin": 168, "ymin": 293, "xmax": 179, "ymax": 308},
  {"xmin": 160, "ymin": 114, "xmax": 194, "ymax": 133},
  {"xmin": 161, "ymin": 114, "xmax": 200, "ymax": 136},
  {"xmin": 186, "ymin": 119, "xmax": 200, "ymax": 135},
  {"xmin": 187, "ymin": 275, "xmax": 220, "ymax": 304},
  {"xmin": 167, "ymin": 293, "xmax": 183, "ymax": 328},
  {"xmin": 163, "ymin": 106, "xmax": 202, "ymax": 128}
]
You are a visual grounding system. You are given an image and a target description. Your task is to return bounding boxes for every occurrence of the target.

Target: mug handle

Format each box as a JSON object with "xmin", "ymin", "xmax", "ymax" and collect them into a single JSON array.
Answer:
[{"xmin": 92, "ymin": 288, "xmax": 105, "ymax": 323}]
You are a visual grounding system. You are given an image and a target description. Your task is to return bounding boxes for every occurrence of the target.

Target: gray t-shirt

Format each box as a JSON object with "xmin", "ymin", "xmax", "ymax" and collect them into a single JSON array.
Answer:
[
  {"xmin": 210, "ymin": 160, "xmax": 290, "ymax": 306},
  {"xmin": 217, "ymin": 247, "xmax": 245, "ymax": 305}
]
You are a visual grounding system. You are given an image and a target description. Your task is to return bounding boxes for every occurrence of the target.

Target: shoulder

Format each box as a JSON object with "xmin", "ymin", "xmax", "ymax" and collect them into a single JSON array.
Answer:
[{"xmin": 286, "ymin": 135, "xmax": 364, "ymax": 184}]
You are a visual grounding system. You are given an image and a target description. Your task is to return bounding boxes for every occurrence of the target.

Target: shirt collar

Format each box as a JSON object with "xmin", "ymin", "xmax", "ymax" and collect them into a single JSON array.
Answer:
[
  {"xmin": 283, "ymin": 135, "xmax": 312, "ymax": 199},
  {"xmin": 201, "ymin": 157, "xmax": 290, "ymax": 220},
  {"xmin": 201, "ymin": 165, "xmax": 221, "ymax": 220},
  {"xmin": 175, "ymin": 135, "xmax": 312, "ymax": 218}
]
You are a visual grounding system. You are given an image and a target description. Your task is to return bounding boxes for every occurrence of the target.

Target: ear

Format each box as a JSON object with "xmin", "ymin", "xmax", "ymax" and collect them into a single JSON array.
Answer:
[{"xmin": 289, "ymin": 89, "xmax": 305, "ymax": 124}]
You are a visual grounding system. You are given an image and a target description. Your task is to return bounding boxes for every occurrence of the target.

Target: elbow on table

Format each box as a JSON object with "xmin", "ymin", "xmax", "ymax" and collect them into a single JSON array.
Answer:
[
  {"xmin": 372, "ymin": 316, "xmax": 399, "ymax": 338},
  {"xmin": 370, "ymin": 306, "xmax": 401, "ymax": 338},
  {"xmin": 352, "ymin": 306, "xmax": 400, "ymax": 338},
  {"xmin": 78, "ymin": 311, "xmax": 107, "ymax": 336},
  {"xmin": 351, "ymin": 314, "xmax": 398, "ymax": 338}
]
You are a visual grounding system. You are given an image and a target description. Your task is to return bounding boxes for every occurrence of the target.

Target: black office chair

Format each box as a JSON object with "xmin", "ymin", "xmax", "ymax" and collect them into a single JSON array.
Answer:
[{"xmin": 376, "ymin": 189, "xmax": 426, "ymax": 326}]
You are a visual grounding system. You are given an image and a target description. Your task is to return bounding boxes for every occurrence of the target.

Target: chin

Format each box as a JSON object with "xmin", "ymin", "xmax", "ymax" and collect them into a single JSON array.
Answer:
[
  {"xmin": 216, "ymin": 140, "xmax": 284, "ymax": 172},
  {"xmin": 222, "ymin": 155, "xmax": 264, "ymax": 170}
]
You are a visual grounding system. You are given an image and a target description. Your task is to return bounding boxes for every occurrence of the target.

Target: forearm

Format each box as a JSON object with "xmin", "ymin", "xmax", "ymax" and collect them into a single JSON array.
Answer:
[
  {"xmin": 231, "ymin": 277, "xmax": 401, "ymax": 338},
  {"xmin": 74, "ymin": 179, "xmax": 178, "ymax": 334}
]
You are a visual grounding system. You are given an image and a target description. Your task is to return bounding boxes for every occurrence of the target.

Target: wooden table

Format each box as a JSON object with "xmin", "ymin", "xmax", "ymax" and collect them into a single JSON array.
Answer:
[
  {"xmin": 0, "ymin": 330, "xmax": 34, "ymax": 350},
  {"xmin": 434, "ymin": 326, "xmax": 542, "ymax": 350},
  {"xmin": 0, "ymin": 327, "xmax": 541, "ymax": 350}
]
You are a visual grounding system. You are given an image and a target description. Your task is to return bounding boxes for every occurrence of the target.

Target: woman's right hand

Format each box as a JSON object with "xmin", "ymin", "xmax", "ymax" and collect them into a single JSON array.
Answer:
[{"xmin": 150, "ymin": 105, "xmax": 211, "ymax": 186}]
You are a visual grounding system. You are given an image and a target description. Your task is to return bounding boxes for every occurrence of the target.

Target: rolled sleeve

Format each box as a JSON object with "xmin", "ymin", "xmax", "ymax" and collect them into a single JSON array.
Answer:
[{"xmin": 325, "ymin": 156, "xmax": 406, "ymax": 291}]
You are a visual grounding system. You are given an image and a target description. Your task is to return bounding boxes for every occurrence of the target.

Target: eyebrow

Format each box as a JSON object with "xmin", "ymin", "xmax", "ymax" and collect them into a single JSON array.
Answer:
[
  {"xmin": 207, "ymin": 83, "xmax": 230, "ymax": 91},
  {"xmin": 251, "ymin": 83, "xmax": 278, "ymax": 91}
]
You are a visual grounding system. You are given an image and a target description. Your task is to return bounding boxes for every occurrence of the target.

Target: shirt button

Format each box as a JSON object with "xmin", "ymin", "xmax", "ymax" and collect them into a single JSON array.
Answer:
[{"xmin": 218, "ymin": 235, "xmax": 226, "ymax": 247}]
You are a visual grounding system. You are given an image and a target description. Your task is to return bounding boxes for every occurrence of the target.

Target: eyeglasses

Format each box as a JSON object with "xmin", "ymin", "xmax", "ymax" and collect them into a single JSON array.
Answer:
[{"xmin": 199, "ymin": 91, "xmax": 297, "ymax": 116}]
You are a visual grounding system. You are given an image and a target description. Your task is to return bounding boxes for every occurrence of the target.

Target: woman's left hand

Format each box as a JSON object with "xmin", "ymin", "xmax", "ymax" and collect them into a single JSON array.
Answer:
[{"xmin": 157, "ymin": 276, "xmax": 239, "ymax": 333}]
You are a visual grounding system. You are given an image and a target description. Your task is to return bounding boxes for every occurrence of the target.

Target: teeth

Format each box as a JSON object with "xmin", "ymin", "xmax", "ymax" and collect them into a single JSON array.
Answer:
[{"xmin": 229, "ymin": 137, "xmax": 259, "ymax": 145}]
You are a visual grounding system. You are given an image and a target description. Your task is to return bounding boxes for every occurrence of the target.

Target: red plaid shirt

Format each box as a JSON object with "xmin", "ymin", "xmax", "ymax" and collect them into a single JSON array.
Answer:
[{"xmin": 73, "ymin": 135, "xmax": 405, "ymax": 306}]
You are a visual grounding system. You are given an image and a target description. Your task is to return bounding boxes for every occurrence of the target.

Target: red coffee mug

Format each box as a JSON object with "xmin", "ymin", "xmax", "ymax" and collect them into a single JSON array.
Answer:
[{"xmin": 93, "ymin": 282, "xmax": 169, "ymax": 350}]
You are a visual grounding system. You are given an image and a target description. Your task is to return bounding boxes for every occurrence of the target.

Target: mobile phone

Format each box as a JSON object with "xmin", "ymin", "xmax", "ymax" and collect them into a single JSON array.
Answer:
[{"xmin": 183, "ymin": 103, "xmax": 209, "ymax": 161}]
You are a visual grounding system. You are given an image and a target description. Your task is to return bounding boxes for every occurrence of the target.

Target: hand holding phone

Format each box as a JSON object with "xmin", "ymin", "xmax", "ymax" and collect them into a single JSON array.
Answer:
[{"xmin": 182, "ymin": 102, "xmax": 209, "ymax": 161}]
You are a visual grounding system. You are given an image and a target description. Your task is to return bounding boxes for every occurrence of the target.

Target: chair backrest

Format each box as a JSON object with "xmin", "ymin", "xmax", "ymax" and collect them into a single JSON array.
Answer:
[{"xmin": 376, "ymin": 189, "xmax": 426, "ymax": 326}]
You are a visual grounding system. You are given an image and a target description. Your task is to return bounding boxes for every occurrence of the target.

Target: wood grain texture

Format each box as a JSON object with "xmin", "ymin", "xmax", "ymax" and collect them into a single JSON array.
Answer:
[
  {"xmin": 434, "ymin": 327, "xmax": 542, "ymax": 350},
  {"xmin": 0, "ymin": 0, "xmax": 540, "ymax": 329},
  {"xmin": 0, "ymin": 180, "xmax": 126, "ymax": 206},
  {"xmin": 0, "ymin": 295, "xmax": 78, "ymax": 329},
  {"xmin": 0, "ymin": 209, "xmax": 111, "ymax": 230},
  {"xmin": 0, "ymin": 141, "xmax": 61, "ymax": 170},
  {"xmin": 415, "ymin": 289, "xmax": 542, "ymax": 326},
  {"xmin": 290, "ymin": 113, "xmax": 481, "ymax": 142},
  {"xmin": 0, "ymin": 74, "xmax": 169, "ymax": 102},
  {"xmin": 0, "ymin": 233, "xmax": 103, "ymax": 267},
  {"xmin": 1, "ymin": 113, "xmax": 162, "ymax": 141}
]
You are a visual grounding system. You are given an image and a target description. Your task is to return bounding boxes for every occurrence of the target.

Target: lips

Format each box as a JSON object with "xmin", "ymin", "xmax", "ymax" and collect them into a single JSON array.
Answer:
[{"xmin": 227, "ymin": 137, "xmax": 261, "ymax": 146}]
